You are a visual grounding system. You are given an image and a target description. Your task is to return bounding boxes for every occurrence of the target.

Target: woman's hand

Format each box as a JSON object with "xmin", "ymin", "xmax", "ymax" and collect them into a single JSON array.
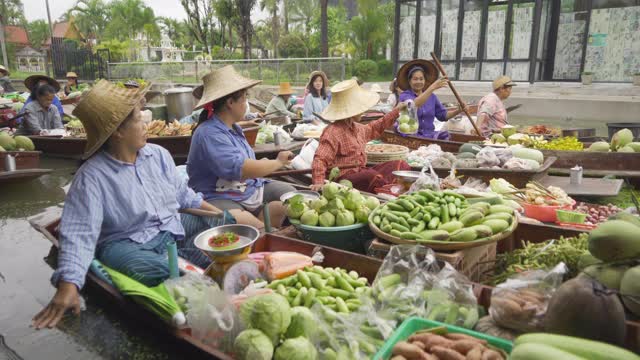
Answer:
[
  {"xmin": 395, "ymin": 101, "xmax": 408, "ymax": 111},
  {"xmin": 32, "ymin": 281, "xmax": 81, "ymax": 329},
  {"xmin": 276, "ymin": 151, "xmax": 294, "ymax": 166},
  {"xmin": 427, "ymin": 77, "xmax": 449, "ymax": 93},
  {"xmin": 310, "ymin": 183, "xmax": 324, "ymax": 192}
]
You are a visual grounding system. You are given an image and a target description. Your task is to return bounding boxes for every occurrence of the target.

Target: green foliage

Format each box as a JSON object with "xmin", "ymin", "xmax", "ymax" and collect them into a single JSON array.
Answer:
[
  {"xmin": 354, "ymin": 59, "xmax": 378, "ymax": 81},
  {"xmin": 104, "ymin": 0, "xmax": 159, "ymax": 41},
  {"xmin": 69, "ymin": 0, "xmax": 109, "ymax": 40},
  {"xmin": 0, "ymin": 0, "xmax": 27, "ymax": 25},
  {"xmin": 278, "ymin": 34, "xmax": 307, "ymax": 58},
  {"xmin": 377, "ymin": 59, "xmax": 393, "ymax": 77},
  {"xmin": 0, "ymin": 43, "xmax": 17, "ymax": 69},
  {"xmin": 95, "ymin": 39, "xmax": 130, "ymax": 62},
  {"xmin": 26, "ymin": 20, "xmax": 49, "ymax": 49}
]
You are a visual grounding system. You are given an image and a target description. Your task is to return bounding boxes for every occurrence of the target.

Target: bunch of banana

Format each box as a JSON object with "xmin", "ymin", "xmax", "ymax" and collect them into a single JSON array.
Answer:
[{"xmin": 147, "ymin": 120, "xmax": 166, "ymax": 137}]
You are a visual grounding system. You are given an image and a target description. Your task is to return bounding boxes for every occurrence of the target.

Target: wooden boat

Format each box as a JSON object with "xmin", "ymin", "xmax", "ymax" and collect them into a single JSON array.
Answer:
[
  {"xmin": 0, "ymin": 150, "xmax": 52, "ymax": 184},
  {"xmin": 0, "ymin": 168, "xmax": 52, "ymax": 184},
  {"xmin": 381, "ymin": 131, "xmax": 640, "ymax": 179},
  {"xmin": 33, "ymin": 219, "xmax": 640, "ymax": 353},
  {"xmin": 0, "ymin": 150, "xmax": 42, "ymax": 169}
]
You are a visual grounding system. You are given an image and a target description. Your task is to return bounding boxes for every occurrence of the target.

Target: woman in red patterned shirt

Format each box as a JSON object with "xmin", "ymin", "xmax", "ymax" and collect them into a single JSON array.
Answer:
[{"xmin": 310, "ymin": 79, "xmax": 432, "ymax": 193}]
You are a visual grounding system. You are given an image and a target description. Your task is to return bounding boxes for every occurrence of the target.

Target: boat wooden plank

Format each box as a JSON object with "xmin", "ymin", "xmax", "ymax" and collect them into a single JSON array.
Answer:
[
  {"xmin": 0, "ymin": 151, "xmax": 41, "ymax": 169},
  {"xmin": 252, "ymin": 141, "xmax": 305, "ymax": 159},
  {"xmin": 0, "ymin": 168, "xmax": 52, "ymax": 184},
  {"xmin": 35, "ymin": 219, "xmax": 640, "ymax": 353},
  {"xmin": 539, "ymin": 175, "xmax": 623, "ymax": 197}
]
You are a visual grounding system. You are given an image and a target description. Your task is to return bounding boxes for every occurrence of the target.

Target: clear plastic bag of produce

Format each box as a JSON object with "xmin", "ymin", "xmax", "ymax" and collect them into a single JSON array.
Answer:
[
  {"xmin": 489, "ymin": 262, "xmax": 567, "ymax": 332},
  {"xmin": 173, "ymin": 273, "xmax": 240, "ymax": 352},
  {"xmin": 408, "ymin": 164, "xmax": 440, "ymax": 193},
  {"xmin": 371, "ymin": 245, "xmax": 441, "ymax": 329},
  {"xmin": 476, "ymin": 147, "xmax": 501, "ymax": 168},
  {"xmin": 424, "ymin": 262, "xmax": 480, "ymax": 329}
]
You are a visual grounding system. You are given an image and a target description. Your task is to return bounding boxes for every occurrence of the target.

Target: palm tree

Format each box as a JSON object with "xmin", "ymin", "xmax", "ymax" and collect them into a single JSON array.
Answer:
[
  {"xmin": 233, "ymin": 0, "xmax": 257, "ymax": 59},
  {"xmin": 69, "ymin": 0, "xmax": 109, "ymax": 41},
  {"xmin": 320, "ymin": 0, "xmax": 328, "ymax": 57},
  {"xmin": 289, "ymin": 0, "xmax": 315, "ymax": 36},
  {"xmin": 260, "ymin": 0, "xmax": 280, "ymax": 58},
  {"xmin": 213, "ymin": 0, "xmax": 235, "ymax": 51}
]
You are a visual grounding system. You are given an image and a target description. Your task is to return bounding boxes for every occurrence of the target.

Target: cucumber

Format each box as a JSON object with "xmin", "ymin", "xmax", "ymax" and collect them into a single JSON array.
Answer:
[
  {"xmin": 511, "ymin": 343, "xmax": 587, "ymax": 360},
  {"xmin": 428, "ymin": 217, "xmax": 440, "ymax": 229},
  {"xmin": 514, "ymin": 333, "xmax": 640, "ymax": 360}
]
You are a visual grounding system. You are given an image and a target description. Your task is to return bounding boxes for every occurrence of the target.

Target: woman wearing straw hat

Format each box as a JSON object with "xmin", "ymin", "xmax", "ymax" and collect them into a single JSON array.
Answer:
[
  {"xmin": 22, "ymin": 75, "xmax": 64, "ymax": 117},
  {"xmin": 302, "ymin": 70, "xmax": 330, "ymax": 123},
  {"xmin": 310, "ymin": 79, "xmax": 436, "ymax": 193},
  {"xmin": 63, "ymin": 72, "xmax": 80, "ymax": 96},
  {"xmin": 15, "ymin": 83, "xmax": 63, "ymax": 135},
  {"xmin": 187, "ymin": 66, "xmax": 296, "ymax": 228},
  {"xmin": 397, "ymin": 59, "xmax": 467, "ymax": 140},
  {"xmin": 181, "ymin": 84, "xmax": 262, "ymax": 128},
  {"xmin": 265, "ymin": 82, "xmax": 297, "ymax": 118},
  {"xmin": 0, "ymin": 65, "xmax": 15, "ymax": 93},
  {"xmin": 32, "ymin": 79, "xmax": 253, "ymax": 330}
]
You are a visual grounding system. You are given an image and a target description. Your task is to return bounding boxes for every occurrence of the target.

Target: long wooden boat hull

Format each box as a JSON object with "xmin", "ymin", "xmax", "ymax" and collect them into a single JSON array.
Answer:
[
  {"xmin": 0, "ymin": 168, "xmax": 52, "ymax": 184},
  {"xmin": 381, "ymin": 131, "xmax": 640, "ymax": 178},
  {"xmin": 0, "ymin": 150, "xmax": 41, "ymax": 169}
]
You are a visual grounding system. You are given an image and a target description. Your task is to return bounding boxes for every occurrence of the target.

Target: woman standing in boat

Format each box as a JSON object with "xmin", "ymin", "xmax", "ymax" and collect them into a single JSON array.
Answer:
[
  {"xmin": 187, "ymin": 66, "xmax": 295, "ymax": 229},
  {"xmin": 397, "ymin": 59, "xmax": 467, "ymax": 140},
  {"xmin": 311, "ymin": 79, "xmax": 435, "ymax": 194},
  {"xmin": 32, "ymin": 80, "xmax": 252, "ymax": 329}
]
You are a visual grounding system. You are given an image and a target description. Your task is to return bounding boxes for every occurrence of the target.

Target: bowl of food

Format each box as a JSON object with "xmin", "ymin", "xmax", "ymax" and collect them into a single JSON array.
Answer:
[
  {"xmin": 392, "ymin": 170, "xmax": 422, "ymax": 190},
  {"xmin": 194, "ymin": 224, "xmax": 260, "ymax": 258},
  {"xmin": 280, "ymin": 190, "xmax": 321, "ymax": 203}
]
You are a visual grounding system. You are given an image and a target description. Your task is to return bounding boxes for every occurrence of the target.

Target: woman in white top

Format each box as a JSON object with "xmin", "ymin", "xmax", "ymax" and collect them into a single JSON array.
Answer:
[{"xmin": 302, "ymin": 71, "xmax": 330, "ymax": 123}]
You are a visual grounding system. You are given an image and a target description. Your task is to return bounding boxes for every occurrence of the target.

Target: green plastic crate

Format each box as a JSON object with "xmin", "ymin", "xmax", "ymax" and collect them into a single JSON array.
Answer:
[{"xmin": 374, "ymin": 317, "xmax": 513, "ymax": 360}]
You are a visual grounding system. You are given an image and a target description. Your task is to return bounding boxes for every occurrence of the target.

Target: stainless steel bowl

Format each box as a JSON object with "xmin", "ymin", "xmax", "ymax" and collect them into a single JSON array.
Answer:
[
  {"xmin": 392, "ymin": 170, "xmax": 422, "ymax": 183},
  {"xmin": 280, "ymin": 190, "xmax": 321, "ymax": 203},
  {"xmin": 194, "ymin": 224, "xmax": 260, "ymax": 258}
]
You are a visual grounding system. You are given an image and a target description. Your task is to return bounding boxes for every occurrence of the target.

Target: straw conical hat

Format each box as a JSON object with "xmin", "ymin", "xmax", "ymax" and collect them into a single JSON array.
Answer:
[
  {"xmin": 319, "ymin": 79, "xmax": 379, "ymax": 122},
  {"xmin": 24, "ymin": 75, "xmax": 61, "ymax": 92},
  {"xmin": 396, "ymin": 59, "xmax": 438, "ymax": 91},
  {"xmin": 277, "ymin": 82, "xmax": 294, "ymax": 95},
  {"xmin": 72, "ymin": 79, "xmax": 149, "ymax": 159},
  {"xmin": 370, "ymin": 84, "xmax": 383, "ymax": 93},
  {"xmin": 194, "ymin": 66, "xmax": 261, "ymax": 110},
  {"xmin": 0, "ymin": 65, "xmax": 9, "ymax": 76},
  {"xmin": 66, "ymin": 72, "xmax": 78, "ymax": 78}
]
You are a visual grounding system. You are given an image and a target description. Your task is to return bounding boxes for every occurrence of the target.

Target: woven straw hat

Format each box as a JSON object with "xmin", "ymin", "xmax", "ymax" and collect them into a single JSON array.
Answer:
[
  {"xmin": 194, "ymin": 66, "xmax": 261, "ymax": 110},
  {"xmin": 493, "ymin": 76, "xmax": 516, "ymax": 90},
  {"xmin": 370, "ymin": 84, "xmax": 383, "ymax": 93},
  {"xmin": 319, "ymin": 79, "xmax": 379, "ymax": 122},
  {"xmin": 396, "ymin": 59, "xmax": 438, "ymax": 91},
  {"xmin": 307, "ymin": 70, "xmax": 329, "ymax": 90},
  {"xmin": 0, "ymin": 65, "xmax": 9, "ymax": 76},
  {"xmin": 72, "ymin": 79, "xmax": 149, "ymax": 159},
  {"xmin": 24, "ymin": 75, "xmax": 61, "ymax": 92},
  {"xmin": 277, "ymin": 82, "xmax": 294, "ymax": 95},
  {"xmin": 66, "ymin": 72, "xmax": 78, "ymax": 78}
]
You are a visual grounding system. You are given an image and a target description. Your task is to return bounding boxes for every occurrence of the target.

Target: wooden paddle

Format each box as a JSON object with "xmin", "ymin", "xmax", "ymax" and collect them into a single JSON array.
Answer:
[
  {"xmin": 180, "ymin": 208, "xmax": 224, "ymax": 217},
  {"xmin": 506, "ymin": 104, "xmax": 523, "ymax": 113},
  {"xmin": 430, "ymin": 52, "xmax": 483, "ymax": 137},
  {"xmin": 270, "ymin": 164, "xmax": 360, "ymax": 177}
]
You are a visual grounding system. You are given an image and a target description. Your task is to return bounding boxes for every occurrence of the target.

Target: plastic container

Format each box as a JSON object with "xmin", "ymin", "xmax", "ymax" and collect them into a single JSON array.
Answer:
[
  {"xmin": 522, "ymin": 202, "xmax": 573, "ymax": 223},
  {"xmin": 555, "ymin": 209, "xmax": 587, "ymax": 224},
  {"xmin": 374, "ymin": 317, "xmax": 513, "ymax": 360},
  {"xmin": 292, "ymin": 222, "xmax": 373, "ymax": 254},
  {"xmin": 243, "ymin": 126, "xmax": 260, "ymax": 146}
]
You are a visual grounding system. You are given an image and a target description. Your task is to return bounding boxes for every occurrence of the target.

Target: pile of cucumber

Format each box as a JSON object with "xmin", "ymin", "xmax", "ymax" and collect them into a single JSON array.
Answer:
[{"xmin": 370, "ymin": 190, "xmax": 516, "ymax": 243}]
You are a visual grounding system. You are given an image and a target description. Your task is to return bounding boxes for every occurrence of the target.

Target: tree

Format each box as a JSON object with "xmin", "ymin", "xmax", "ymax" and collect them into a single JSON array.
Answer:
[
  {"xmin": 289, "ymin": 0, "xmax": 315, "ymax": 37},
  {"xmin": 181, "ymin": 0, "xmax": 216, "ymax": 52},
  {"xmin": 350, "ymin": 0, "xmax": 392, "ymax": 59},
  {"xmin": 260, "ymin": 0, "xmax": 280, "ymax": 58},
  {"xmin": 69, "ymin": 0, "xmax": 109, "ymax": 41},
  {"xmin": 213, "ymin": 0, "xmax": 235, "ymax": 51},
  {"xmin": 27, "ymin": 20, "xmax": 49, "ymax": 49},
  {"xmin": 320, "ymin": 0, "xmax": 328, "ymax": 57},
  {"xmin": 278, "ymin": 33, "xmax": 307, "ymax": 58},
  {"xmin": 0, "ymin": 0, "xmax": 26, "ymax": 25},
  {"xmin": 105, "ymin": 0, "xmax": 158, "ymax": 41},
  {"xmin": 232, "ymin": 0, "xmax": 257, "ymax": 59}
]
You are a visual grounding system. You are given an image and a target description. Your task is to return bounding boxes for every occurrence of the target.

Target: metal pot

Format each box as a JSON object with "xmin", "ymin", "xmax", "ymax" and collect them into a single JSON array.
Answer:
[
  {"xmin": 4, "ymin": 154, "xmax": 16, "ymax": 172},
  {"xmin": 164, "ymin": 87, "xmax": 196, "ymax": 121}
]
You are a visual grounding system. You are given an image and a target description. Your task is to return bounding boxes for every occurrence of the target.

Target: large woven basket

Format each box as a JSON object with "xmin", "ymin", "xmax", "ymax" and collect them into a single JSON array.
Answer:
[
  {"xmin": 368, "ymin": 211, "xmax": 518, "ymax": 251},
  {"xmin": 365, "ymin": 144, "xmax": 409, "ymax": 164}
]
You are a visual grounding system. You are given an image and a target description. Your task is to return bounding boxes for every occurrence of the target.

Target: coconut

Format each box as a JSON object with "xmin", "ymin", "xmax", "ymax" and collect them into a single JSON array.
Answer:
[
  {"xmin": 545, "ymin": 275, "xmax": 626, "ymax": 346},
  {"xmin": 618, "ymin": 145, "xmax": 635, "ymax": 153},
  {"xmin": 588, "ymin": 220, "xmax": 640, "ymax": 262},
  {"xmin": 628, "ymin": 142, "xmax": 640, "ymax": 152},
  {"xmin": 0, "ymin": 145, "xmax": 5, "ymax": 152},
  {"xmin": 587, "ymin": 141, "xmax": 610, "ymax": 152},
  {"xmin": 611, "ymin": 128, "xmax": 633, "ymax": 151},
  {"xmin": 491, "ymin": 133, "xmax": 507, "ymax": 144},
  {"xmin": 620, "ymin": 266, "xmax": 640, "ymax": 317},
  {"xmin": 501, "ymin": 125, "xmax": 517, "ymax": 138},
  {"xmin": 0, "ymin": 132, "xmax": 16, "ymax": 151},
  {"xmin": 582, "ymin": 263, "xmax": 631, "ymax": 290},
  {"xmin": 13, "ymin": 136, "xmax": 35, "ymax": 151}
]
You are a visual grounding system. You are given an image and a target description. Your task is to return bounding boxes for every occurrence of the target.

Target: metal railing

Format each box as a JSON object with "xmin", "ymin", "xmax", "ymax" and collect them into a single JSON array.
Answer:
[{"xmin": 106, "ymin": 57, "xmax": 346, "ymax": 86}]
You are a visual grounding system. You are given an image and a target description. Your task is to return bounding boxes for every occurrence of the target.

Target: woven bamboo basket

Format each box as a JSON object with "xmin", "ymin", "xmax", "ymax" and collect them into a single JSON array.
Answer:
[
  {"xmin": 365, "ymin": 144, "xmax": 409, "ymax": 164},
  {"xmin": 368, "ymin": 212, "xmax": 518, "ymax": 251}
]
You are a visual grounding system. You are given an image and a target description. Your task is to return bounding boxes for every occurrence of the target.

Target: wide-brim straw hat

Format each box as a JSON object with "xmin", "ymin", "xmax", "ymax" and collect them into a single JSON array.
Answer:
[
  {"xmin": 66, "ymin": 72, "xmax": 78, "ymax": 78},
  {"xmin": 318, "ymin": 79, "xmax": 379, "ymax": 122},
  {"xmin": 72, "ymin": 79, "xmax": 150, "ymax": 159},
  {"xmin": 396, "ymin": 59, "xmax": 439, "ymax": 92},
  {"xmin": 192, "ymin": 85, "xmax": 204, "ymax": 100},
  {"xmin": 24, "ymin": 75, "xmax": 61, "ymax": 92},
  {"xmin": 307, "ymin": 70, "xmax": 329, "ymax": 89},
  {"xmin": 194, "ymin": 65, "xmax": 262, "ymax": 110},
  {"xmin": 493, "ymin": 76, "xmax": 517, "ymax": 90},
  {"xmin": 277, "ymin": 82, "xmax": 294, "ymax": 95},
  {"xmin": 370, "ymin": 84, "xmax": 383, "ymax": 93},
  {"xmin": 0, "ymin": 65, "xmax": 9, "ymax": 76}
]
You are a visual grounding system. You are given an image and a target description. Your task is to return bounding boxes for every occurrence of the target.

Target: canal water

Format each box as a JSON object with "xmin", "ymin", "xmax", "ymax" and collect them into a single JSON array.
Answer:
[{"xmin": 0, "ymin": 158, "xmax": 209, "ymax": 360}]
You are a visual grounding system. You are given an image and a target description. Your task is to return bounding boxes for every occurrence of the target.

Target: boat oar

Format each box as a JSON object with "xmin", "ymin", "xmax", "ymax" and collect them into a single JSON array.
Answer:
[
  {"xmin": 430, "ymin": 52, "xmax": 483, "ymax": 137},
  {"xmin": 269, "ymin": 164, "xmax": 360, "ymax": 177},
  {"xmin": 506, "ymin": 104, "xmax": 523, "ymax": 113}
]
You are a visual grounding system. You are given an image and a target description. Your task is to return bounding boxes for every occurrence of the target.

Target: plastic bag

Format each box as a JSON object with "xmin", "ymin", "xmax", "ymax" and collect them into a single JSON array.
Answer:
[
  {"xmin": 290, "ymin": 139, "xmax": 319, "ymax": 170},
  {"xmin": 424, "ymin": 262, "xmax": 480, "ymax": 329},
  {"xmin": 494, "ymin": 147, "xmax": 513, "ymax": 166},
  {"xmin": 503, "ymin": 157, "xmax": 534, "ymax": 170},
  {"xmin": 408, "ymin": 165, "xmax": 440, "ymax": 193},
  {"xmin": 406, "ymin": 144, "xmax": 445, "ymax": 168},
  {"xmin": 476, "ymin": 147, "xmax": 501, "ymax": 168},
  {"xmin": 489, "ymin": 263, "xmax": 567, "ymax": 332}
]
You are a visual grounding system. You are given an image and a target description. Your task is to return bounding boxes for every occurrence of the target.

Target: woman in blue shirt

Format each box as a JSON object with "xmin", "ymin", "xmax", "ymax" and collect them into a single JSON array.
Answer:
[
  {"xmin": 187, "ymin": 66, "xmax": 295, "ymax": 229},
  {"xmin": 302, "ymin": 70, "xmax": 330, "ymax": 123},
  {"xmin": 397, "ymin": 59, "xmax": 467, "ymax": 140},
  {"xmin": 22, "ymin": 75, "xmax": 64, "ymax": 117},
  {"xmin": 32, "ymin": 80, "xmax": 246, "ymax": 330}
]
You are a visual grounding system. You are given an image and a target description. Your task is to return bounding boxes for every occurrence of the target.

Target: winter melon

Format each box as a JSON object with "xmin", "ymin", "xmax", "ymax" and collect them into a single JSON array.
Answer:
[
  {"xmin": 456, "ymin": 152, "xmax": 476, "ymax": 159},
  {"xmin": 512, "ymin": 147, "xmax": 544, "ymax": 164},
  {"xmin": 587, "ymin": 141, "xmax": 610, "ymax": 152},
  {"xmin": 0, "ymin": 132, "xmax": 16, "ymax": 151},
  {"xmin": 618, "ymin": 145, "xmax": 635, "ymax": 153},
  {"xmin": 13, "ymin": 136, "xmax": 35, "ymax": 151},
  {"xmin": 459, "ymin": 143, "xmax": 483, "ymax": 155},
  {"xmin": 627, "ymin": 142, "xmax": 640, "ymax": 152}
]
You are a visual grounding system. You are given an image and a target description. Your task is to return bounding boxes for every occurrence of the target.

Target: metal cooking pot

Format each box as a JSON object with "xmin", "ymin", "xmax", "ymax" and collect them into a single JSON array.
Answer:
[
  {"xmin": 164, "ymin": 87, "xmax": 196, "ymax": 121},
  {"xmin": 4, "ymin": 154, "xmax": 16, "ymax": 172}
]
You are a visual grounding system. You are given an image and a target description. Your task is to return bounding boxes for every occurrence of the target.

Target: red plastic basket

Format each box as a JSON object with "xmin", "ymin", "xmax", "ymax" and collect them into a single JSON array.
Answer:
[{"xmin": 522, "ymin": 202, "xmax": 573, "ymax": 223}]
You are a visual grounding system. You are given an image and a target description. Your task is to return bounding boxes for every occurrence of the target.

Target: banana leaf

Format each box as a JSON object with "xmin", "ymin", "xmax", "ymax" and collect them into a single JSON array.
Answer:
[{"xmin": 103, "ymin": 265, "xmax": 186, "ymax": 327}]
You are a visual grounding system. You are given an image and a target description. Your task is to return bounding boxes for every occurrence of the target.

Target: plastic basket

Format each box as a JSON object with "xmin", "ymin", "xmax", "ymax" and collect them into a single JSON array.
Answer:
[
  {"xmin": 374, "ymin": 317, "xmax": 513, "ymax": 360},
  {"xmin": 292, "ymin": 222, "xmax": 374, "ymax": 254},
  {"xmin": 522, "ymin": 202, "xmax": 573, "ymax": 223}
]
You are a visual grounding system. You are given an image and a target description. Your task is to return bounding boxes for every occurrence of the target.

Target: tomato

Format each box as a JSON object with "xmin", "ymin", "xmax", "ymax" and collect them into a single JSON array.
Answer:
[{"xmin": 208, "ymin": 232, "xmax": 240, "ymax": 248}]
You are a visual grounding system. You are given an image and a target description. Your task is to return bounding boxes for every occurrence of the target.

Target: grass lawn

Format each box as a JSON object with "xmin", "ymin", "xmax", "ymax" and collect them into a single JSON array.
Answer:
[{"xmin": 7, "ymin": 70, "xmax": 47, "ymax": 80}]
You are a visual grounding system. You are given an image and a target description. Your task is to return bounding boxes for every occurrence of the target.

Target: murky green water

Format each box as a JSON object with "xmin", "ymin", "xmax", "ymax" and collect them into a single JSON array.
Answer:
[{"xmin": 0, "ymin": 157, "xmax": 210, "ymax": 360}]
